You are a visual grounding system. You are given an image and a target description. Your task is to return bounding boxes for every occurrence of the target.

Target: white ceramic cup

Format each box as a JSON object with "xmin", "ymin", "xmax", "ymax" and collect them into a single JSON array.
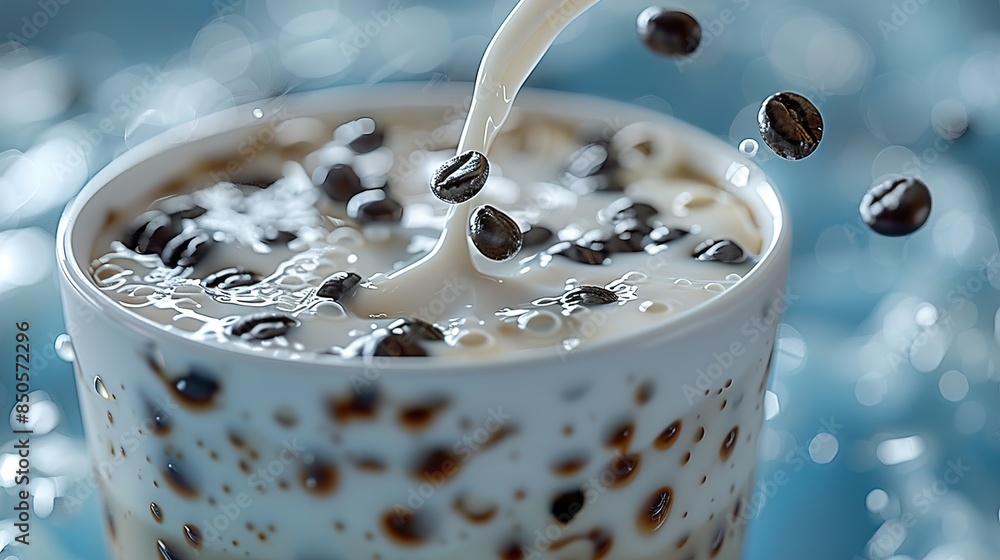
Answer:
[{"xmin": 57, "ymin": 84, "xmax": 791, "ymax": 560}]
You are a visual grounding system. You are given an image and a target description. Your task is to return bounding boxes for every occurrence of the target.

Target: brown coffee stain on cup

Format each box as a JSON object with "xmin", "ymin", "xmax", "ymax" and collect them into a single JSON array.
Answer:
[
  {"xmin": 381, "ymin": 509, "xmax": 433, "ymax": 547},
  {"xmin": 634, "ymin": 380, "xmax": 655, "ymax": 405},
  {"xmin": 605, "ymin": 420, "xmax": 634, "ymax": 453},
  {"xmin": 162, "ymin": 458, "xmax": 198, "ymax": 499},
  {"xmin": 156, "ymin": 538, "xmax": 186, "ymax": 560},
  {"xmin": 638, "ymin": 486, "xmax": 672, "ymax": 534},
  {"xmin": 328, "ymin": 385, "xmax": 380, "ymax": 423},
  {"xmin": 654, "ymin": 420, "xmax": 682, "ymax": 450},
  {"xmin": 453, "ymin": 494, "xmax": 499, "ymax": 524},
  {"xmin": 720, "ymin": 427, "xmax": 739, "ymax": 461},
  {"xmin": 299, "ymin": 458, "xmax": 338, "ymax": 496},
  {"xmin": 398, "ymin": 396, "xmax": 451, "ymax": 431},
  {"xmin": 150, "ymin": 502, "xmax": 163, "ymax": 523},
  {"xmin": 143, "ymin": 348, "xmax": 220, "ymax": 410},
  {"xmin": 552, "ymin": 453, "xmax": 590, "ymax": 477},
  {"xmin": 549, "ymin": 528, "xmax": 614, "ymax": 559},
  {"xmin": 606, "ymin": 453, "xmax": 641, "ymax": 488},
  {"xmin": 412, "ymin": 447, "xmax": 463, "ymax": 484},
  {"xmin": 183, "ymin": 524, "xmax": 202, "ymax": 549}
]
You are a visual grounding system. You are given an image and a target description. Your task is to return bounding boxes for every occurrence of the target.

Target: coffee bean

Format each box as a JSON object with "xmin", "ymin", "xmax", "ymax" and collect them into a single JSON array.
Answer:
[
  {"xmin": 758, "ymin": 92, "xmax": 823, "ymax": 160},
  {"xmin": 643, "ymin": 225, "xmax": 690, "ymax": 246},
  {"xmin": 549, "ymin": 241, "xmax": 611, "ymax": 265},
  {"xmin": 125, "ymin": 210, "xmax": 181, "ymax": 255},
  {"xmin": 319, "ymin": 164, "xmax": 364, "ymax": 202},
  {"xmin": 158, "ymin": 195, "xmax": 207, "ymax": 220},
  {"xmin": 230, "ymin": 312, "xmax": 298, "ymax": 340},
  {"xmin": 336, "ymin": 118, "xmax": 384, "ymax": 154},
  {"xmin": 637, "ymin": 8, "xmax": 701, "ymax": 57},
  {"xmin": 607, "ymin": 219, "xmax": 655, "ymax": 252},
  {"xmin": 204, "ymin": 267, "xmax": 259, "ymax": 289},
  {"xmin": 317, "ymin": 272, "xmax": 362, "ymax": 301},
  {"xmin": 561, "ymin": 286, "xmax": 618, "ymax": 306},
  {"xmin": 373, "ymin": 333, "xmax": 428, "ymax": 357},
  {"xmin": 347, "ymin": 190, "xmax": 404, "ymax": 224},
  {"xmin": 860, "ymin": 177, "xmax": 932, "ymax": 237},
  {"xmin": 693, "ymin": 239, "xmax": 747, "ymax": 264},
  {"xmin": 521, "ymin": 225, "xmax": 554, "ymax": 248},
  {"xmin": 431, "ymin": 150, "xmax": 490, "ymax": 204},
  {"xmin": 160, "ymin": 230, "xmax": 214, "ymax": 268},
  {"xmin": 470, "ymin": 205, "xmax": 523, "ymax": 262},
  {"xmin": 603, "ymin": 198, "xmax": 659, "ymax": 224},
  {"xmin": 387, "ymin": 318, "xmax": 445, "ymax": 341},
  {"xmin": 551, "ymin": 489, "xmax": 586, "ymax": 524}
]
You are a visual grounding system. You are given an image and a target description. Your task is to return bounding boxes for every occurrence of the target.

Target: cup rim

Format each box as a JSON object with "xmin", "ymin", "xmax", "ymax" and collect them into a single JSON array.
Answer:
[{"xmin": 56, "ymin": 83, "xmax": 791, "ymax": 372}]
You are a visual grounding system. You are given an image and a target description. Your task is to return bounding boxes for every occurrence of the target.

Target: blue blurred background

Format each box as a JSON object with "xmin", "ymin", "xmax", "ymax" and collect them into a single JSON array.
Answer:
[{"xmin": 2, "ymin": 0, "xmax": 1000, "ymax": 559}]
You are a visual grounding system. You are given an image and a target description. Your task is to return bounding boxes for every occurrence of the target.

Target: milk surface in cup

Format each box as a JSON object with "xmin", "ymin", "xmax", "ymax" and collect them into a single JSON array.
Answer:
[
  {"xmin": 88, "ymin": 107, "xmax": 762, "ymax": 358},
  {"xmin": 56, "ymin": 1, "xmax": 791, "ymax": 559}
]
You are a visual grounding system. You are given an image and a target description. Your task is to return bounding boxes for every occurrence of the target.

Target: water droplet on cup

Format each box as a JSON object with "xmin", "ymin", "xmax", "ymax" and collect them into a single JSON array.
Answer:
[
  {"xmin": 253, "ymin": 108, "xmax": 264, "ymax": 119},
  {"xmin": 94, "ymin": 376, "xmax": 111, "ymax": 400},
  {"xmin": 739, "ymin": 139, "xmax": 758, "ymax": 157},
  {"xmin": 55, "ymin": 334, "xmax": 75, "ymax": 362}
]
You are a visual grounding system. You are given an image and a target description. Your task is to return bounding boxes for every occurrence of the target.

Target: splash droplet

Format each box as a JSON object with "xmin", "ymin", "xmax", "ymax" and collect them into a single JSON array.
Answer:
[
  {"xmin": 55, "ymin": 334, "xmax": 75, "ymax": 362},
  {"xmin": 94, "ymin": 376, "xmax": 111, "ymax": 400},
  {"xmin": 252, "ymin": 108, "xmax": 264, "ymax": 119},
  {"xmin": 739, "ymin": 139, "xmax": 758, "ymax": 157}
]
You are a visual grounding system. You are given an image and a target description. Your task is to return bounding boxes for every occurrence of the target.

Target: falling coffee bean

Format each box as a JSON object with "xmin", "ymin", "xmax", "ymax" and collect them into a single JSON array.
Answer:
[
  {"xmin": 521, "ymin": 225, "xmax": 554, "ymax": 248},
  {"xmin": 637, "ymin": 8, "xmax": 702, "ymax": 57},
  {"xmin": 431, "ymin": 150, "xmax": 490, "ymax": 204},
  {"xmin": 470, "ymin": 205, "xmax": 523, "ymax": 262},
  {"xmin": 336, "ymin": 117, "xmax": 384, "ymax": 154},
  {"xmin": 758, "ymin": 92, "xmax": 824, "ymax": 160},
  {"xmin": 230, "ymin": 313, "xmax": 298, "ymax": 341},
  {"xmin": 387, "ymin": 318, "xmax": 445, "ymax": 341},
  {"xmin": 860, "ymin": 177, "xmax": 932, "ymax": 237},
  {"xmin": 561, "ymin": 286, "xmax": 619, "ymax": 307},
  {"xmin": 347, "ymin": 190, "xmax": 404, "ymax": 224},
  {"xmin": 317, "ymin": 272, "xmax": 362, "ymax": 301},
  {"xmin": 319, "ymin": 164, "xmax": 364, "ymax": 202},
  {"xmin": 204, "ymin": 267, "xmax": 258, "ymax": 289},
  {"xmin": 125, "ymin": 210, "xmax": 180, "ymax": 255},
  {"xmin": 643, "ymin": 225, "xmax": 690, "ymax": 246},
  {"xmin": 160, "ymin": 230, "xmax": 214, "ymax": 268},
  {"xmin": 550, "ymin": 241, "xmax": 611, "ymax": 266},
  {"xmin": 693, "ymin": 239, "xmax": 747, "ymax": 264}
]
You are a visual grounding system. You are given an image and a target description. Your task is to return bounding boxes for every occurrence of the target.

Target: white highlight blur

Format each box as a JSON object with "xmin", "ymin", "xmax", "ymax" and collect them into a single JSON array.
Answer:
[
  {"xmin": 876, "ymin": 435, "xmax": 926, "ymax": 466},
  {"xmin": 0, "ymin": 228, "xmax": 54, "ymax": 293}
]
